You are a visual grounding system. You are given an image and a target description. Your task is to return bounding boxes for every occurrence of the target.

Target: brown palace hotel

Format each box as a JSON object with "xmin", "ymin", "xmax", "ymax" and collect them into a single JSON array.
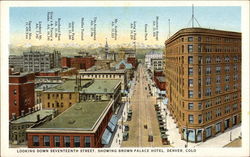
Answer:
[{"xmin": 165, "ymin": 28, "xmax": 241, "ymax": 142}]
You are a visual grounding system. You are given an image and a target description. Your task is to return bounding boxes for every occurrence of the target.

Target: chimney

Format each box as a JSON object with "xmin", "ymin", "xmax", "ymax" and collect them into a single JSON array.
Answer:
[
  {"xmin": 12, "ymin": 113, "xmax": 16, "ymax": 120},
  {"xmin": 21, "ymin": 110, "xmax": 24, "ymax": 116},
  {"xmin": 37, "ymin": 114, "xmax": 40, "ymax": 121}
]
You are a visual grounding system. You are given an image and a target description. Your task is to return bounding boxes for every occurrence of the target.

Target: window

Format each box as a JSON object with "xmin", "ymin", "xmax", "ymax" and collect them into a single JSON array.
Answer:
[
  {"xmin": 205, "ymin": 100, "xmax": 212, "ymax": 108},
  {"xmin": 198, "ymin": 36, "xmax": 201, "ymax": 42},
  {"xmin": 206, "ymin": 67, "xmax": 211, "ymax": 74},
  {"xmin": 216, "ymin": 76, "xmax": 221, "ymax": 84},
  {"xmin": 14, "ymin": 89, "xmax": 17, "ymax": 95},
  {"xmin": 225, "ymin": 75, "xmax": 230, "ymax": 82},
  {"xmin": 216, "ymin": 66, "xmax": 221, "ymax": 73},
  {"xmin": 48, "ymin": 102, "xmax": 50, "ymax": 108},
  {"xmin": 198, "ymin": 56, "xmax": 202, "ymax": 64},
  {"xmin": 225, "ymin": 56, "xmax": 230, "ymax": 62},
  {"xmin": 215, "ymin": 123, "xmax": 221, "ymax": 133},
  {"xmin": 198, "ymin": 103, "xmax": 202, "ymax": 110},
  {"xmin": 225, "ymin": 65, "xmax": 230, "ymax": 72},
  {"xmin": 233, "ymin": 64, "xmax": 238, "ymax": 71},
  {"xmin": 54, "ymin": 136, "xmax": 60, "ymax": 147},
  {"xmin": 188, "ymin": 67, "xmax": 193, "ymax": 76},
  {"xmin": 205, "ymin": 56, "xmax": 211, "ymax": 63},
  {"xmin": 84, "ymin": 136, "xmax": 91, "ymax": 147},
  {"xmin": 48, "ymin": 94, "xmax": 50, "ymax": 99},
  {"xmin": 225, "ymin": 85, "xmax": 230, "ymax": 91},
  {"xmin": 188, "ymin": 90, "xmax": 193, "ymax": 98},
  {"xmin": 205, "ymin": 88, "xmax": 211, "ymax": 96},
  {"xmin": 233, "ymin": 83, "xmax": 238, "ymax": 89},
  {"xmin": 69, "ymin": 94, "xmax": 72, "ymax": 100},
  {"xmin": 188, "ymin": 115, "xmax": 194, "ymax": 124},
  {"xmin": 188, "ymin": 56, "xmax": 193, "ymax": 64},
  {"xmin": 216, "ymin": 86, "xmax": 221, "ymax": 94},
  {"xmin": 225, "ymin": 105, "xmax": 230, "ymax": 114},
  {"xmin": 64, "ymin": 136, "xmax": 70, "ymax": 147},
  {"xmin": 216, "ymin": 56, "xmax": 221, "ymax": 63},
  {"xmin": 215, "ymin": 108, "xmax": 221, "ymax": 117},
  {"xmin": 33, "ymin": 136, "xmax": 39, "ymax": 146},
  {"xmin": 188, "ymin": 45, "xmax": 193, "ymax": 53},
  {"xmin": 224, "ymin": 95, "xmax": 230, "ymax": 102},
  {"xmin": 44, "ymin": 136, "xmax": 50, "ymax": 146},
  {"xmin": 234, "ymin": 75, "xmax": 238, "ymax": 81},
  {"xmin": 188, "ymin": 37, "xmax": 193, "ymax": 42},
  {"xmin": 215, "ymin": 97, "xmax": 221, "ymax": 105},
  {"xmin": 234, "ymin": 56, "xmax": 238, "ymax": 62},
  {"xmin": 206, "ymin": 77, "xmax": 211, "ymax": 85},
  {"xmin": 61, "ymin": 94, "xmax": 63, "ymax": 99},
  {"xmin": 74, "ymin": 136, "xmax": 80, "ymax": 147},
  {"xmin": 198, "ymin": 115, "xmax": 202, "ymax": 124},
  {"xmin": 198, "ymin": 44, "xmax": 202, "ymax": 52},
  {"xmin": 188, "ymin": 79, "xmax": 193, "ymax": 87},
  {"xmin": 188, "ymin": 103, "xmax": 194, "ymax": 110},
  {"xmin": 205, "ymin": 111, "xmax": 212, "ymax": 121},
  {"xmin": 233, "ymin": 103, "xmax": 238, "ymax": 111}
]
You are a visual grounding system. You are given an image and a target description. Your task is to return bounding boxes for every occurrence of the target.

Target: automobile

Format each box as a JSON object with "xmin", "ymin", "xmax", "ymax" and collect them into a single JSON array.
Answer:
[
  {"xmin": 148, "ymin": 135, "xmax": 153, "ymax": 142},
  {"xmin": 124, "ymin": 124, "xmax": 129, "ymax": 131},
  {"xmin": 123, "ymin": 132, "xmax": 129, "ymax": 141}
]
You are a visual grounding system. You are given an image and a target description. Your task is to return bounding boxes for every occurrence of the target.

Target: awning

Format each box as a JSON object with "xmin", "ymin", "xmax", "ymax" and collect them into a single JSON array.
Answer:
[
  {"xmin": 108, "ymin": 122, "xmax": 116, "ymax": 132},
  {"xmin": 163, "ymin": 98, "xmax": 168, "ymax": 105},
  {"xmin": 110, "ymin": 115, "xmax": 118, "ymax": 126},
  {"xmin": 101, "ymin": 129, "xmax": 112, "ymax": 145},
  {"xmin": 121, "ymin": 90, "xmax": 128, "ymax": 94},
  {"xmin": 160, "ymin": 90, "xmax": 166, "ymax": 95}
]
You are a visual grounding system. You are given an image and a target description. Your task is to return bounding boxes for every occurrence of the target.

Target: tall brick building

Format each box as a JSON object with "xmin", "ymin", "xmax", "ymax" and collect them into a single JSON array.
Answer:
[
  {"xmin": 61, "ymin": 56, "xmax": 95, "ymax": 70},
  {"xmin": 9, "ymin": 73, "xmax": 35, "ymax": 120},
  {"xmin": 165, "ymin": 28, "xmax": 241, "ymax": 142}
]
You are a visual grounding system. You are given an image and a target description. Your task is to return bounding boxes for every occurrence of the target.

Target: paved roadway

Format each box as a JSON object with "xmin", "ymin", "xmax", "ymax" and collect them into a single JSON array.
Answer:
[{"xmin": 121, "ymin": 64, "xmax": 169, "ymax": 147}]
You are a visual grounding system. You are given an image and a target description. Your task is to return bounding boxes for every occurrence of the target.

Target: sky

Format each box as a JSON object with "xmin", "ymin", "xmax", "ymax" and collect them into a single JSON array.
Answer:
[{"xmin": 9, "ymin": 6, "xmax": 241, "ymax": 47}]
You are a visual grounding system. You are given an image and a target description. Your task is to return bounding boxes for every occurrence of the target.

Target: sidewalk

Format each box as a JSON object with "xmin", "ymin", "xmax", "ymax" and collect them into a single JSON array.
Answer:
[{"xmin": 165, "ymin": 108, "xmax": 241, "ymax": 148}]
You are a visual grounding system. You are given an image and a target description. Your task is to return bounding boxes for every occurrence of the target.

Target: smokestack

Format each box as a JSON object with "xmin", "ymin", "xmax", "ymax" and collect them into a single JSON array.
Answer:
[
  {"xmin": 12, "ymin": 113, "xmax": 16, "ymax": 120},
  {"xmin": 21, "ymin": 110, "xmax": 24, "ymax": 116},
  {"xmin": 37, "ymin": 114, "xmax": 40, "ymax": 121}
]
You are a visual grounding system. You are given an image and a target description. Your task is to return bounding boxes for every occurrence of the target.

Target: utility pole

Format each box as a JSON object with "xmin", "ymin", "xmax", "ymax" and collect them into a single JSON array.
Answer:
[
  {"xmin": 192, "ymin": 4, "xmax": 194, "ymax": 28},
  {"xmin": 168, "ymin": 19, "xmax": 171, "ymax": 38}
]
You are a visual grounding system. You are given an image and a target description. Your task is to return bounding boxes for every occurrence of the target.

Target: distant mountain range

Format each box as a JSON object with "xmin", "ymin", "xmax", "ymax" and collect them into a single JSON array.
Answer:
[{"xmin": 9, "ymin": 42, "xmax": 164, "ymax": 56}]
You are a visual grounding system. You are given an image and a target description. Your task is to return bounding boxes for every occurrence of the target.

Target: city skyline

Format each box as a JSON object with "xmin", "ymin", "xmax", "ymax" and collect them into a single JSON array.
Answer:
[{"xmin": 10, "ymin": 6, "xmax": 241, "ymax": 47}]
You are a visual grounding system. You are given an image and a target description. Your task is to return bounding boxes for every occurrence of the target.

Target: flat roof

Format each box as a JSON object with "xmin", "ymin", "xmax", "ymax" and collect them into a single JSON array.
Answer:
[
  {"xmin": 11, "ymin": 110, "xmax": 54, "ymax": 124},
  {"xmin": 46, "ymin": 80, "xmax": 90, "ymax": 92},
  {"xmin": 157, "ymin": 76, "xmax": 165, "ymax": 83},
  {"xmin": 81, "ymin": 79, "xmax": 120, "ymax": 94},
  {"xmin": 36, "ymin": 101, "xmax": 111, "ymax": 130},
  {"xmin": 79, "ymin": 69, "xmax": 126, "ymax": 74}
]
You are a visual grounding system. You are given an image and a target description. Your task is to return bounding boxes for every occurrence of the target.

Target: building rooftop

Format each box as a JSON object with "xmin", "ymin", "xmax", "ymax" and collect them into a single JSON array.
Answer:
[
  {"xmin": 35, "ymin": 83, "xmax": 61, "ymax": 91},
  {"xmin": 156, "ymin": 76, "xmax": 166, "ymax": 83},
  {"xmin": 81, "ymin": 79, "xmax": 120, "ymax": 94},
  {"xmin": 45, "ymin": 79, "xmax": 120, "ymax": 93},
  {"xmin": 35, "ymin": 101, "xmax": 111, "ymax": 130},
  {"xmin": 11, "ymin": 110, "xmax": 54, "ymax": 124},
  {"xmin": 46, "ymin": 80, "xmax": 90, "ymax": 92},
  {"xmin": 115, "ymin": 60, "xmax": 133, "ymax": 70},
  {"xmin": 42, "ymin": 68, "xmax": 61, "ymax": 73},
  {"xmin": 79, "ymin": 69, "xmax": 126, "ymax": 74}
]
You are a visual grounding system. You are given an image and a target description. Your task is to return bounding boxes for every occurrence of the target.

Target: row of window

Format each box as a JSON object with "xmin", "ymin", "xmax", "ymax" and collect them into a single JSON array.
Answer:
[
  {"xmin": 186, "ymin": 93, "xmax": 239, "ymax": 110},
  {"xmin": 32, "ymin": 136, "xmax": 91, "ymax": 147},
  {"xmin": 187, "ymin": 104, "xmax": 238, "ymax": 124},
  {"xmin": 84, "ymin": 74, "xmax": 122, "ymax": 79},
  {"xmin": 188, "ymin": 65, "xmax": 238, "ymax": 76},
  {"xmin": 47, "ymin": 102, "xmax": 72, "ymax": 108},
  {"xmin": 48, "ymin": 93, "xmax": 72, "ymax": 99},
  {"xmin": 188, "ymin": 56, "xmax": 239, "ymax": 64}
]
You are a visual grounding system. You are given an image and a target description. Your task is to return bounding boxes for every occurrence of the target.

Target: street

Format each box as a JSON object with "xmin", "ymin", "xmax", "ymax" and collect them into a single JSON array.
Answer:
[{"xmin": 121, "ymin": 64, "xmax": 170, "ymax": 147}]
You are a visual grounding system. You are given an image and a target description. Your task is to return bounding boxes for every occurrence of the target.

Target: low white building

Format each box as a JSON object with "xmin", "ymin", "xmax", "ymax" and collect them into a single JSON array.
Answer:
[{"xmin": 145, "ymin": 51, "xmax": 163, "ymax": 69}]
